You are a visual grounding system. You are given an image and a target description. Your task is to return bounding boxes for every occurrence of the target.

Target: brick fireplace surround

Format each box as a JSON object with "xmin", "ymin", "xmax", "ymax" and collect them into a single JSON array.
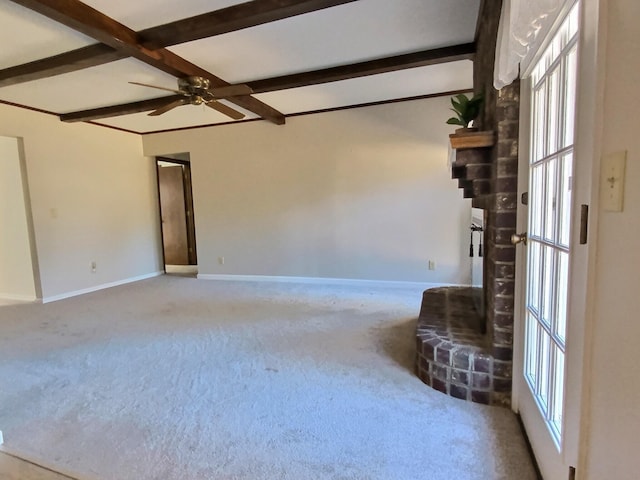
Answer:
[
  {"xmin": 414, "ymin": 0, "xmax": 520, "ymax": 408},
  {"xmin": 415, "ymin": 84, "xmax": 520, "ymax": 408}
]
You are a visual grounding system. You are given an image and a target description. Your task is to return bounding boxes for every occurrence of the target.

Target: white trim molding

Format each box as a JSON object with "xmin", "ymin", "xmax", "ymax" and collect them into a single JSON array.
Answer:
[
  {"xmin": 197, "ymin": 274, "xmax": 463, "ymax": 290},
  {"xmin": 0, "ymin": 293, "xmax": 37, "ymax": 303},
  {"xmin": 42, "ymin": 271, "xmax": 164, "ymax": 303}
]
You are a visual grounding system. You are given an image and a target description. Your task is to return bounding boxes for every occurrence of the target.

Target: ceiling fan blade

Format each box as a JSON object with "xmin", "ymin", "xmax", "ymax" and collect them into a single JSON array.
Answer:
[
  {"xmin": 148, "ymin": 99, "xmax": 189, "ymax": 116},
  {"xmin": 209, "ymin": 84, "xmax": 253, "ymax": 98},
  {"xmin": 206, "ymin": 100, "xmax": 246, "ymax": 120},
  {"xmin": 129, "ymin": 81, "xmax": 185, "ymax": 95}
]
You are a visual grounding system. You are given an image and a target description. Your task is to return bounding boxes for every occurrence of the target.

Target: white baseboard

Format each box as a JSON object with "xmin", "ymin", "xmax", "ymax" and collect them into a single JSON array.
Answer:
[
  {"xmin": 42, "ymin": 271, "xmax": 164, "ymax": 303},
  {"xmin": 0, "ymin": 293, "xmax": 37, "ymax": 302},
  {"xmin": 197, "ymin": 274, "xmax": 457, "ymax": 290}
]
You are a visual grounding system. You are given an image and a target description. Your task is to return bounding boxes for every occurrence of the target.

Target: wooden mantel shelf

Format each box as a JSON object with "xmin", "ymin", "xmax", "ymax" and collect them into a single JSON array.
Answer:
[{"xmin": 449, "ymin": 130, "xmax": 495, "ymax": 149}]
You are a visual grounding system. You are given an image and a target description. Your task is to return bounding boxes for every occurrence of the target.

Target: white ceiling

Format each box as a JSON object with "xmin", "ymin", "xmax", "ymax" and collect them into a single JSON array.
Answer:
[{"xmin": 0, "ymin": 0, "xmax": 480, "ymax": 134}]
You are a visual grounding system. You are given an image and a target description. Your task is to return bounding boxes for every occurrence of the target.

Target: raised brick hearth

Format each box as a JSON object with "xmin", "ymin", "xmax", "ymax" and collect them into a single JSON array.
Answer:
[{"xmin": 415, "ymin": 287, "xmax": 512, "ymax": 407}]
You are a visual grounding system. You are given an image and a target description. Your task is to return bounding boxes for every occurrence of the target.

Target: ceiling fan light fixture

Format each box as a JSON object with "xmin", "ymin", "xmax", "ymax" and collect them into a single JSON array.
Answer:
[{"xmin": 132, "ymin": 76, "xmax": 250, "ymax": 119}]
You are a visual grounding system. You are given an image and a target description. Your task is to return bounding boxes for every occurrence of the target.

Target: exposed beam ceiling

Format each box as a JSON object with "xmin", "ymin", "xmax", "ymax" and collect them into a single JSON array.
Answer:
[
  {"xmin": 248, "ymin": 43, "xmax": 475, "ymax": 93},
  {"xmin": 0, "ymin": 44, "xmax": 126, "ymax": 88},
  {"xmin": 138, "ymin": 0, "xmax": 359, "ymax": 49},
  {"xmin": 0, "ymin": 0, "xmax": 480, "ymax": 131},
  {"xmin": 60, "ymin": 95, "xmax": 184, "ymax": 122},
  {"xmin": 8, "ymin": 0, "xmax": 286, "ymax": 125},
  {"xmin": 0, "ymin": 0, "xmax": 357, "ymax": 90},
  {"xmin": 59, "ymin": 44, "xmax": 475, "ymax": 123}
]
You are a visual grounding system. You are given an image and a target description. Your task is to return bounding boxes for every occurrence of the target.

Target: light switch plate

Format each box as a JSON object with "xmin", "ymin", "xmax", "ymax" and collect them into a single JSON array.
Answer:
[{"xmin": 601, "ymin": 150, "xmax": 626, "ymax": 212}]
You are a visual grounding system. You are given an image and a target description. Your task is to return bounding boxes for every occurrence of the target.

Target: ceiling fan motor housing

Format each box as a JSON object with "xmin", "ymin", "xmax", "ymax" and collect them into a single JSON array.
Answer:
[
  {"xmin": 179, "ymin": 76, "xmax": 217, "ymax": 105},
  {"xmin": 179, "ymin": 76, "xmax": 211, "ymax": 94}
]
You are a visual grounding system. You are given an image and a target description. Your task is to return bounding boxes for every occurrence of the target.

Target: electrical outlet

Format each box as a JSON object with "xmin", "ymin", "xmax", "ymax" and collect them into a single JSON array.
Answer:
[
  {"xmin": 91, "ymin": 261, "xmax": 97, "ymax": 273},
  {"xmin": 428, "ymin": 260, "xmax": 436, "ymax": 270},
  {"xmin": 218, "ymin": 256, "xmax": 225, "ymax": 265}
]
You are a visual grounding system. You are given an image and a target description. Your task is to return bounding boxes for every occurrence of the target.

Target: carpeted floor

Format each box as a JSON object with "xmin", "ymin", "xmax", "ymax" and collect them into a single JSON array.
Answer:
[{"xmin": 0, "ymin": 276, "xmax": 536, "ymax": 480}]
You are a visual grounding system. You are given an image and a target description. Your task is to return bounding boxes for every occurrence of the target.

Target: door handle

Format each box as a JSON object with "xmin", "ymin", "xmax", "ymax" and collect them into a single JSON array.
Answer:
[{"xmin": 511, "ymin": 232, "xmax": 528, "ymax": 246}]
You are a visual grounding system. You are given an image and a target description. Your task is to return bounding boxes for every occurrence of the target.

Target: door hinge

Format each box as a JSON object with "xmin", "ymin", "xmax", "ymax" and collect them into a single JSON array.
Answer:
[
  {"xmin": 568, "ymin": 466, "xmax": 576, "ymax": 480},
  {"xmin": 521, "ymin": 191, "xmax": 529, "ymax": 205},
  {"xmin": 580, "ymin": 204, "xmax": 589, "ymax": 245}
]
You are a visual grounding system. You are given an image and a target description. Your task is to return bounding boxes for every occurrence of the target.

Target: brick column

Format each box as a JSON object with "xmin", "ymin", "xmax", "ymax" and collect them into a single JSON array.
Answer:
[{"xmin": 485, "ymin": 82, "xmax": 520, "ymax": 406}]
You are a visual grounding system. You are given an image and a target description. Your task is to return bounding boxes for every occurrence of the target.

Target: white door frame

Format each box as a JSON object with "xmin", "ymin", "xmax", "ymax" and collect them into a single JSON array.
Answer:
[
  {"xmin": 512, "ymin": 0, "xmax": 604, "ymax": 477},
  {"xmin": 0, "ymin": 135, "xmax": 42, "ymax": 302}
]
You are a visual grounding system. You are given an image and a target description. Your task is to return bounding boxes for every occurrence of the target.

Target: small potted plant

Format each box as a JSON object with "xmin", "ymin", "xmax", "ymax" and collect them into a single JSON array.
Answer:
[
  {"xmin": 446, "ymin": 93, "xmax": 483, "ymax": 132},
  {"xmin": 447, "ymin": 93, "xmax": 494, "ymax": 149}
]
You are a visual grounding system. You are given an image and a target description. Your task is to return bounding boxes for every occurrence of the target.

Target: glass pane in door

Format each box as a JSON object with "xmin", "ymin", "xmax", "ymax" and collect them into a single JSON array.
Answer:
[{"xmin": 524, "ymin": 2, "xmax": 579, "ymax": 448}]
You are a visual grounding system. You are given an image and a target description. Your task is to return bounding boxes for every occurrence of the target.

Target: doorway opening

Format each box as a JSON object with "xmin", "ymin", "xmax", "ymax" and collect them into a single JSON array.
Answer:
[{"xmin": 156, "ymin": 154, "xmax": 198, "ymax": 277}]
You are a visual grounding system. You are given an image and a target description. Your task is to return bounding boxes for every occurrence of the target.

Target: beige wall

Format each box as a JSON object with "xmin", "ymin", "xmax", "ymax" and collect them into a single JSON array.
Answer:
[
  {"xmin": 0, "ymin": 103, "xmax": 163, "ymax": 300},
  {"xmin": 584, "ymin": 0, "xmax": 640, "ymax": 477},
  {"xmin": 144, "ymin": 97, "xmax": 472, "ymax": 284},
  {"xmin": 0, "ymin": 136, "xmax": 37, "ymax": 300}
]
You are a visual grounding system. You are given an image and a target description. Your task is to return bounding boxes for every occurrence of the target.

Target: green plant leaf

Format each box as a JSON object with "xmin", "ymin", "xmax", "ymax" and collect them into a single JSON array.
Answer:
[
  {"xmin": 455, "ymin": 94, "xmax": 469, "ymax": 106},
  {"xmin": 468, "ymin": 97, "xmax": 483, "ymax": 109},
  {"xmin": 446, "ymin": 93, "xmax": 484, "ymax": 127}
]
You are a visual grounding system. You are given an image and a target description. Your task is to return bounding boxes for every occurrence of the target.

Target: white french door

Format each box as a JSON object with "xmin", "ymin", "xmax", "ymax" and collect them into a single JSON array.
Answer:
[{"xmin": 514, "ymin": 3, "xmax": 583, "ymax": 478}]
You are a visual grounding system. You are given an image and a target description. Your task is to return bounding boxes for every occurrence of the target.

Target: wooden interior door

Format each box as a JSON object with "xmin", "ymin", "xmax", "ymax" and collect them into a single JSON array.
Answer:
[{"xmin": 158, "ymin": 165, "xmax": 189, "ymax": 265}]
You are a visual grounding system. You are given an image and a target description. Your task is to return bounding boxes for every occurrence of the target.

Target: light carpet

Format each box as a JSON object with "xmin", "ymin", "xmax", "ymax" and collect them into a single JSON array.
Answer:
[{"xmin": 0, "ymin": 276, "xmax": 536, "ymax": 479}]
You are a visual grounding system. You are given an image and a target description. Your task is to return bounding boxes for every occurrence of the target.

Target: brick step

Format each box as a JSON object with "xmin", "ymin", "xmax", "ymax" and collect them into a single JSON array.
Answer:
[
  {"xmin": 451, "ymin": 163, "xmax": 492, "ymax": 180},
  {"xmin": 415, "ymin": 287, "xmax": 512, "ymax": 407},
  {"xmin": 451, "ymin": 164, "xmax": 466, "ymax": 179},
  {"xmin": 454, "ymin": 148, "xmax": 491, "ymax": 166},
  {"xmin": 450, "ymin": 148, "xmax": 492, "ymax": 199},
  {"xmin": 458, "ymin": 178, "xmax": 490, "ymax": 198},
  {"xmin": 464, "ymin": 163, "xmax": 492, "ymax": 180}
]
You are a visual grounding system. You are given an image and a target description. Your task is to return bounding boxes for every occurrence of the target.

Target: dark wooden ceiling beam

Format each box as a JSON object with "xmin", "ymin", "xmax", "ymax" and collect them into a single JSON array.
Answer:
[
  {"xmin": 0, "ymin": 44, "xmax": 127, "ymax": 88},
  {"xmin": 60, "ymin": 96, "xmax": 184, "ymax": 122},
  {"xmin": 59, "ymin": 44, "xmax": 475, "ymax": 123},
  {"xmin": 8, "ymin": 0, "xmax": 285, "ymax": 125},
  {"xmin": 247, "ymin": 43, "xmax": 476, "ymax": 93},
  {"xmin": 0, "ymin": 0, "xmax": 355, "ymax": 98},
  {"xmin": 1, "ymin": 0, "xmax": 359, "ymax": 89},
  {"xmin": 138, "ymin": 0, "xmax": 358, "ymax": 49}
]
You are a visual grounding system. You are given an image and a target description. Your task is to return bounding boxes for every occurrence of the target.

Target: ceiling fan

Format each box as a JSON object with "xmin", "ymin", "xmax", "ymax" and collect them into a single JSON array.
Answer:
[{"xmin": 129, "ymin": 76, "xmax": 253, "ymax": 119}]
